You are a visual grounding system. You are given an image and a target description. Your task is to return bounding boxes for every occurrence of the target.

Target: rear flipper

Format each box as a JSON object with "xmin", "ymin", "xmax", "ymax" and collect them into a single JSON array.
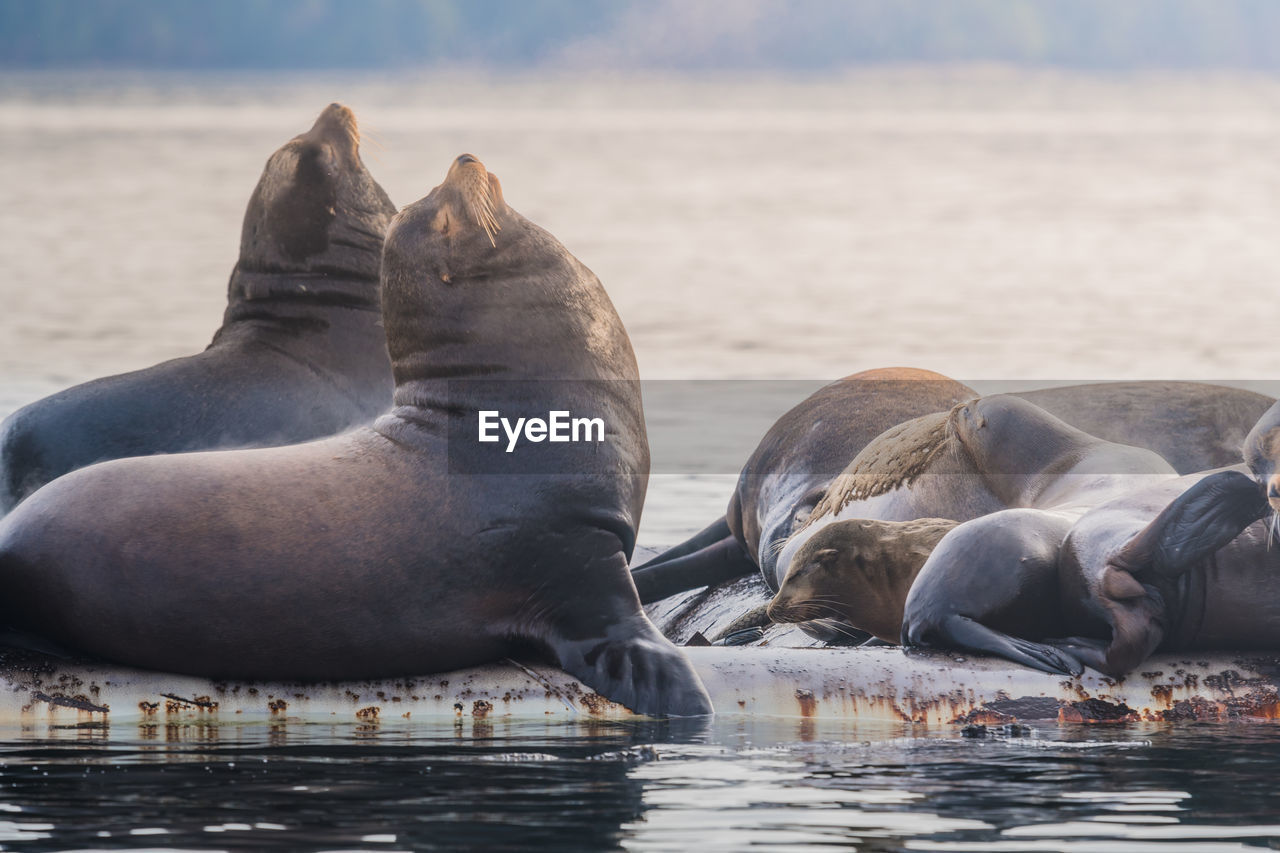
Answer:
[
  {"xmin": 906, "ymin": 613, "xmax": 1083, "ymax": 676},
  {"xmin": 554, "ymin": 616, "xmax": 713, "ymax": 717},
  {"xmin": 630, "ymin": 534, "xmax": 756, "ymax": 604},
  {"xmin": 1115, "ymin": 469, "xmax": 1267, "ymax": 577},
  {"xmin": 1042, "ymin": 635, "xmax": 1112, "ymax": 674}
]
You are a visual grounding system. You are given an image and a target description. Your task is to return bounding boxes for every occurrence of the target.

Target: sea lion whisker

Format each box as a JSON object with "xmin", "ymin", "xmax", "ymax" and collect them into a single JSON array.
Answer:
[
  {"xmin": 809, "ymin": 618, "xmax": 865, "ymax": 641},
  {"xmin": 790, "ymin": 599, "xmax": 850, "ymax": 619}
]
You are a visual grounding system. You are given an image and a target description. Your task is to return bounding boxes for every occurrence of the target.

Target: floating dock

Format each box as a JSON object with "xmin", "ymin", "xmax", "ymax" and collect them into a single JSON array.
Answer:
[{"xmin": 4, "ymin": 646, "xmax": 1279, "ymax": 727}]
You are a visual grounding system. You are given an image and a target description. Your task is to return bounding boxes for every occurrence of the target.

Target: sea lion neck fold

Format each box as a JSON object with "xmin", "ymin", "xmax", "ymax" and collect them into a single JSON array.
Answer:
[{"xmin": 229, "ymin": 102, "xmax": 395, "ymax": 312}]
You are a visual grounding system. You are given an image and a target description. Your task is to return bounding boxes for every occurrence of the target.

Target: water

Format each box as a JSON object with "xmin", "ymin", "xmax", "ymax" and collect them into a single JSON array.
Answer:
[
  {"xmin": 0, "ymin": 719, "xmax": 1278, "ymax": 851},
  {"xmin": 4, "ymin": 69, "xmax": 1280, "ymax": 848}
]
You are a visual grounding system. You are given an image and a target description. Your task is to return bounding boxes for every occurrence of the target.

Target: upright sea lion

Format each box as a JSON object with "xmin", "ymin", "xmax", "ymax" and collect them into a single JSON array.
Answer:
[
  {"xmin": 633, "ymin": 379, "xmax": 1270, "ymax": 604},
  {"xmin": 0, "ymin": 154, "xmax": 711, "ymax": 717},
  {"xmin": 0, "ymin": 103, "xmax": 396, "ymax": 514}
]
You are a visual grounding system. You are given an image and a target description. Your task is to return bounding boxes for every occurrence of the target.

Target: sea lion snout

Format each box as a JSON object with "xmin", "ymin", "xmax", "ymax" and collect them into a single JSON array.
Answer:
[
  {"xmin": 434, "ymin": 153, "xmax": 503, "ymax": 247},
  {"xmin": 302, "ymin": 103, "xmax": 359, "ymax": 155}
]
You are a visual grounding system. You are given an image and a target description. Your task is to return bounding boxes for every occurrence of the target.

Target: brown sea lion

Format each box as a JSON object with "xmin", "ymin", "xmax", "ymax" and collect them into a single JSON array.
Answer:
[
  {"xmin": 0, "ymin": 104, "xmax": 396, "ymax": 514},
  {"xmin": 0, "ymin": 154, "xmax": 711, "ymax": 717},
  {"xmin": 767, "ymin": 517, "xmax": 958, "ymax": 642}
]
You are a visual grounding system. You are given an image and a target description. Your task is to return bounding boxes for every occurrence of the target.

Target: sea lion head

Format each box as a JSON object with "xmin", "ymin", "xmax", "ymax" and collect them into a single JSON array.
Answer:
[
  {"xmin": 947, "ymin": 394, "xmax": 1085, "ymax": 503},
  {"xmin": 238, "ymin": 103, "xmax": 396, "ymax": 279},
  {"xmin": 768, "ymin": 517, "xmax": 958, "ymax": 642},
  {"xmin": 384, "ymin": 153, "xmax": 512, "ymax": 286},
  {"xmin": 1244, "ymin": 400, "xmax": 1280, "ymax": 514}
]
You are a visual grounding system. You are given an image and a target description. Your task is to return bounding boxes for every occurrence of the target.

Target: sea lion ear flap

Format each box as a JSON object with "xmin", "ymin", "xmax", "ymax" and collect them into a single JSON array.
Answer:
[{"xmin": 1114, "ymin": 470, "xmax": 1268, "ymax": 578}]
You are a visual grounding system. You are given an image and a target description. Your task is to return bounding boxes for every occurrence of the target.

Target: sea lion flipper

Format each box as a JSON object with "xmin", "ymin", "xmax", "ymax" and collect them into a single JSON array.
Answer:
[
  {"xmin": 630, "ymin": 535, "xmax": 756, "ymax": 604},
  {"xmin": 907, "ymin": 614, "xmax": 1084, "ymax": 677},
  {"xmin": 553, "ymin": 619, "xmax": 713, "ymax": 717},
  {"xmin": 1115, "ymin": 469, "xmax": 1267, "ymax": 577},
  {"xmin": 632, "ymin": 517, "xmax": 732, "ymax": 569},
  {"xmin": 1042, "ymin": 636, "xmax": 1112, "ymax": 674}
]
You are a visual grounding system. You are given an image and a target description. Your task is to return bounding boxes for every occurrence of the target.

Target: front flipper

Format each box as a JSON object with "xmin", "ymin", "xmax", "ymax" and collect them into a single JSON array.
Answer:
[
  {"xmin": 554, "ymin": 618, "xmax": 713, "ymax": 717},
  {"xmin": 632, "ymin": 517, "xmax": 732, "ymax": 569},
  {"xmin": 630, "ymin": 535, "xmax": 756, "ymax": 604},
  {"xmin": 1115, "ymin": 469, "xmax": 1267, "ymax": 578},
  {"xmin": 905, "ymin": 614, "xmax": 1083, "ymax": 676}
]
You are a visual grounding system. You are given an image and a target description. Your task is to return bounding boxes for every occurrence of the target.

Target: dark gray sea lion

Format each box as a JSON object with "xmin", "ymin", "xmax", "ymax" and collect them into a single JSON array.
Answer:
[
  {"xmin": 901, "ymin": 467, "xmax": 1272, "ymax": 677},
  {"xmin": 0, "ymin": 154, "xmax": 711, "ymax": 717},
  {"xmin": 1047, "ymin": 468, "xmax": 1274, "ymax": 675},
  {"xmin": 0, "ymin": 103, "xmax": 396, "ymax": 514},
  {"xmin": 632, "ymin": 368, "xmax": 977, "ymax": 602},
  {"xmin": 633, "ymin": 379, "xmax": 1270, "ymax": 604}
]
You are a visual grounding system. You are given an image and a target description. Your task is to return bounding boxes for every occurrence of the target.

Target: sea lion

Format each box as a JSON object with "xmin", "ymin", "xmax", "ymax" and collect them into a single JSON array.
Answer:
[
  {"xmin": 1018, "ymin": 382, "xmax": 1273, "ymax": 477},
  {"xmin": 0, "ymin": 103, "xmax": 396, "ymax": 514},
  {"xmin": 0, "ymin": 154, "xmax": 711, "ymax": 717},
  {"xmin": 897, "ymin": 467, "xmax": 1273, "ymax": 677},
  {"xmin": 633, "ymin": 379, "xmax": 1271, "ymax": 604},
  {"xmin": 773, "ymin": 394, "xmax": 1177, "ymax": 591},
  {"xmin": 765, "ymin": 397, "xmax": 1177, "ymax": 660},
  {"xmin": 631, "ymin": 368, "xmax": 977, "ymax": 602},
  {"xmin": 767, "ymin": 517, "xmax": 958, "ymax": 642},
  {"xmin": 897, "ymin": 398, "xmax": 1280, "ymax": 677},
  {"xmin": 770, "ymin": 511, "xmax": 1082, "ymax": 673}
]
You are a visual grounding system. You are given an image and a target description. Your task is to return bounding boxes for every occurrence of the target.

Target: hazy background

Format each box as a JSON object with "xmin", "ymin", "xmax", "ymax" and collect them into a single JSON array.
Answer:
[
  {"xmin": 5, "ymin": 1, "xmax": 1280, "ymax": 541},
  {"xmin": 7, "ymin": 0, "xmax": 1280, "ymax": 70}
]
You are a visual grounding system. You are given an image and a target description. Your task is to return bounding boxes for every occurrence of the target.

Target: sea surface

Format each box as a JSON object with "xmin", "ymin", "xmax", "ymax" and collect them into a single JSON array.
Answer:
[{"xmin": 4, "ymin": 69, "xmax": 1280, "ymax": 850}]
